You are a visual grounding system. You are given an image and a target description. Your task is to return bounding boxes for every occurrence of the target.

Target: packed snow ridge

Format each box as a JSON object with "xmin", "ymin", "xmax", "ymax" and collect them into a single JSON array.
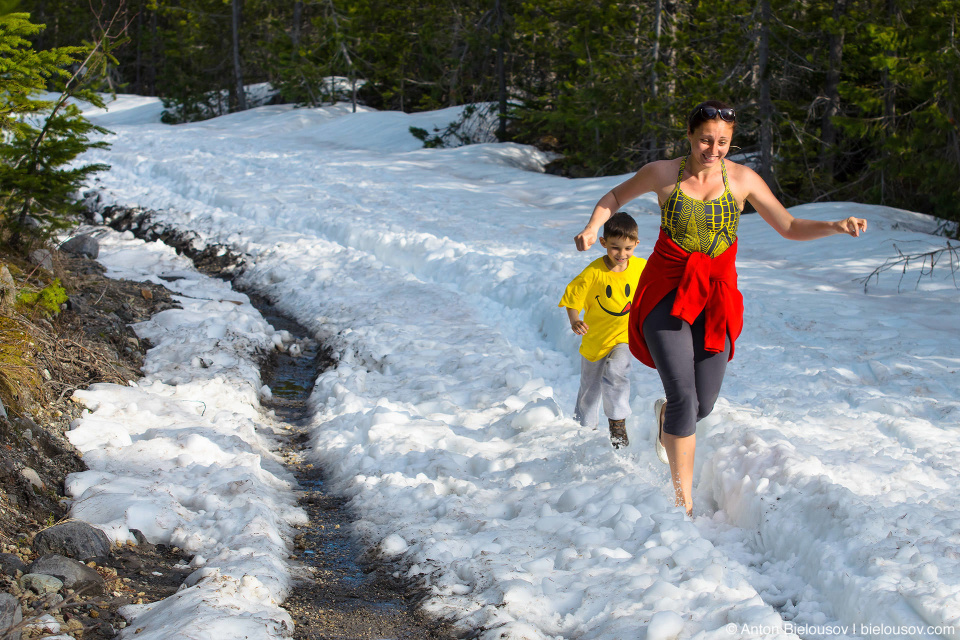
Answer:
[{"xmin": 67, "ymin": 94, "xmax": 960, "ymax": 640}]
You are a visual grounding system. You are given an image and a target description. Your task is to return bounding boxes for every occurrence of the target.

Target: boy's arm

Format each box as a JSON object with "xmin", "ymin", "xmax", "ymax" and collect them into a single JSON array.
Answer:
[{"xmin": 565, "ymin": 306, "xmax": 588, "ymax": 335}]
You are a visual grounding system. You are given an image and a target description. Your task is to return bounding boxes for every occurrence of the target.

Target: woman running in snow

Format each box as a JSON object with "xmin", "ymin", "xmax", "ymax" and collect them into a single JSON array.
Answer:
[{"xmin": 574, "ymin": 100, "xmax": 867, "ymax": 516}]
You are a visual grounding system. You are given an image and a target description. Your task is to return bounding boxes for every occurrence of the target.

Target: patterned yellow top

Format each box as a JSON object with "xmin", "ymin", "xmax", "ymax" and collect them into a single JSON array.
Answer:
[{"xmin": 661, "ymin": 157, "xmax": 740, "ymax": 257}]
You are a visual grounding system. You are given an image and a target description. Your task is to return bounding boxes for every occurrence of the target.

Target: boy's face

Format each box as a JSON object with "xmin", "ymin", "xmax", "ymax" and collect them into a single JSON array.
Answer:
[{"xmin": 599, "ymin": 235, "xmax": 638, "ymax": 267}]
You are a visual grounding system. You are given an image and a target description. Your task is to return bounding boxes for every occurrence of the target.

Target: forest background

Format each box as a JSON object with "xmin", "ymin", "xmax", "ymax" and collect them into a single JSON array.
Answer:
[{"xmin": 13, "ymin": 0, "xmax": 960, "ymax": 230}]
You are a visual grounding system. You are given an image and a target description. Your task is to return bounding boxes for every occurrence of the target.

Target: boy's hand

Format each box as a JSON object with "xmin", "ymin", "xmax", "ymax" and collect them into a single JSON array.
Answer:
[{"xmin": 570, "ymin": 320, "xmax": 588, "ymax": 335}]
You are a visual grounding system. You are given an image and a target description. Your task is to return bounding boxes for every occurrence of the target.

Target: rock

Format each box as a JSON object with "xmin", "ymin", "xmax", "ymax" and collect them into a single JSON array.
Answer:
[
  {"xmin": 63, "ymin": 617, "xmax": 83, "ymax": 634},
  {"xmin": 65, "ymin": 296, "xmax": 90, "ymax": 316},
  {"xmin": 60, "ymin": 234, "xmax": 100, "ymax": 259},
  {"xmin": 20, "ymin": 573, "xmax": 64, "ymax": 595},
  {"xmin": 129, "ymin": 529, "xmax": 155, "ymax": 551},
  {"xmin": 22, "ymin": 216, "xmax": 41, "ymax": 229},
  {"xmin": 0, "ymin": 397, "xmax": 6, "ymax": 420},
  {"xmin": 0, "ymin": 552, "xmax": 28, "ymax": 576},
  {"xmin": 33, "ymin": 521, "xmax": 112, "ymax": 561},
  {"xmin": 20, "ymin": 468, "xmax": 43, "ymax": 491},
  {"xmin": 13, "ymin": 415, "xmax": 39, "ymax": 431},
  {"xmin": 22, "ymin": 613, "xmax": 59, "ymax": 635},
  {"xmin": 0, "ymin": 264, "xmax": 12, "ymax": 285},
  {"xmin": 0, "ymin": 592, "xmax": 22, "ymax": 640},
  {"xmin": 0, "ymin": 264, "xmax": 15, "ymax": 312},
  {"xmin": 27, "ymin": 554, "xmax": 105, "ymax": 596},
  {"xmin": 28, "ymin": 249, "xmax": 53, "ymax": 271},
  {"xmin": 37, "ymin": 593, "xmax": 63, "ymax": 608}
]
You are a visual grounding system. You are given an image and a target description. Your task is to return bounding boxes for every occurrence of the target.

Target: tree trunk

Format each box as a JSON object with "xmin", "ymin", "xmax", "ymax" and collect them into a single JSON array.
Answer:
[
  {"xmin": 34, "ymin": 0, "xmax": 48, "ymax": 50},
  {"xmin": 664, "ymin": 0, "xmax": 678, "ymax": 156},
  {"xmin": 134, "ymin": 0, "xmax": 143, "ymax": 94},
  {"xmin": 758, "ymin": 0, "xmax": 774, "ymax": 189},
  {"xmin": 649, "ymin": 0, "xmax": 663, "ymax": 159},
  {"xmin": 665, "ymin": 0, "xmax": 677, "ymax": 98},
  {"xmin": 496, "ymin": 0, "xmax": 508, "ymax": 140},
  {"xmin": 232, "ymin": 0, "xmax": 248, "ymax": 112},
  {"xmin": 820, "ymin": 0, "xmax": 848, "ymax": 181},
  {"xmin": 148, "ymin": 8, "xmax": 158, "ymax": 95},
  {"xmin": 651, "ymin": 0, "xmax": 662, "ymax": 100},
  {"xmin": 880, "ymin": 0, "xmax": 897, "ymax": 203},
  {"xmin": 292, "ymin": 1, "xmax": 303, "ymax": 56}
]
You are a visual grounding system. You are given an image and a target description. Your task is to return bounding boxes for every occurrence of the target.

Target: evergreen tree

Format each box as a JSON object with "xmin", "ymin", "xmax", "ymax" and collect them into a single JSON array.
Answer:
[
  {"xmin": 841, "ymin": 0, "xmax": 960, "ymax": 224},
  {"xmin": 511, "ymin": 1, "xmax": 663, "ymax": 175},
  {"xmin": 0, "ymin": 11, "xmax": 120, "ymax": 248},
  {"xmin": 9, "ymin": 0, "xmax": 960, "ymax": 225},
  {"xmin": 267, "ymin": 0, "xmax": 360, "ymax": 107}
]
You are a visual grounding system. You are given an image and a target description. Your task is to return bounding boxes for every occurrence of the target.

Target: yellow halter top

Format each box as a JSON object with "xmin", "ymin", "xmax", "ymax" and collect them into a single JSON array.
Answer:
[{"xmin": 660, "ymin": 157, "xmax": 740, "ymax": 258}]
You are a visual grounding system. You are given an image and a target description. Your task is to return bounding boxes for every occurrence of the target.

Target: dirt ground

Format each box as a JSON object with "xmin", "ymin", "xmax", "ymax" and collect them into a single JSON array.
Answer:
[{"xmin": 0, "ymin": 246, "xmax": 200, "ymax": 638}]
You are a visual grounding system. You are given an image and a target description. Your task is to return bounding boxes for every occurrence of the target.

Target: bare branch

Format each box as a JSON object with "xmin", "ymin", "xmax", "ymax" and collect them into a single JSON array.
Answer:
[{"xmin": 858, "ymin": 242, "xmax": 960, "ymax": 292}]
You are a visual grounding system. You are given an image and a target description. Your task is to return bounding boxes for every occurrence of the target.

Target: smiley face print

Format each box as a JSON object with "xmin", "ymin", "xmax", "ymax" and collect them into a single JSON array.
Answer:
[{"xmin": 595, "ymin": 281, "xmax": 633, "ymax": 317}]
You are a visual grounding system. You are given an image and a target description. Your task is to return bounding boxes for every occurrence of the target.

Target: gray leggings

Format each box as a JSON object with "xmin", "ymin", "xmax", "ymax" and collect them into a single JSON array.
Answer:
[{"xmin": 643, "ymin": 290, "xmax": 730, "ymax": 438}]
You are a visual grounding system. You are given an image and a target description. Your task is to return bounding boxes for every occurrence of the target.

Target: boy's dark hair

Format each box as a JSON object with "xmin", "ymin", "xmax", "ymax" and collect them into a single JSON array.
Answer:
[{"xmin": 603, "ymin": 211, "xmax": 638, "ymax": 241}]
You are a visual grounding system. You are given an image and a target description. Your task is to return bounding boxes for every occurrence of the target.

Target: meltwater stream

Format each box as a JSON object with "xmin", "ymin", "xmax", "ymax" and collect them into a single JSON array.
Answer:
[
  {"xmin": 87, "ymin": 205, "xmax": 457, "ymax": 639},
  {"xmin": 252, "ymin": 295, "xmax": 455, "ymax": 640}
]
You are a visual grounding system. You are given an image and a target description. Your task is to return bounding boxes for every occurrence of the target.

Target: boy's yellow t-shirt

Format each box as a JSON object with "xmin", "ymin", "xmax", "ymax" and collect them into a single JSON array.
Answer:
[{"xmin": 559, "ymin": 256, "xmax": 647, "ymax": 361}]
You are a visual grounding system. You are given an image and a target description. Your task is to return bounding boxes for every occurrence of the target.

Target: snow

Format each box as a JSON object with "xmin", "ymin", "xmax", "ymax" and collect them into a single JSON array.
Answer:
[
  {"xmin": 72, "ymin": 93, "xmax": 960, "ymax": 639},
  {"xmin": 79, "ymin": 93, "xmax": 166, "ymax": 126},
  {"xmin": 65, "ymin": 231, "xmax": 306, "ymax": 638}
]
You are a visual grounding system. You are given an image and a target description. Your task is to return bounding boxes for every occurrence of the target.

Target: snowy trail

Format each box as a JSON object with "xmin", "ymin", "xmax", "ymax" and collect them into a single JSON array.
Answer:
[{"xmin": 76, "ymin": 97, "xmax": 960, "ymax": 639}]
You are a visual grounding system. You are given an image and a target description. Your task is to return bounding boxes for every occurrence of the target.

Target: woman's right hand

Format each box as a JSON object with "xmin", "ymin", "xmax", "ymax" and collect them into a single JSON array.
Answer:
[
  {"xmin": 576, "ymin": 166, "xmax": 659, "ymax": 250},
  {"xmin": 574, "ymin": 227, "xmax": 598, "ymax": 251},
  {"xmin": 835, "ymin": 216, "xmax": 868, "ymax": 237}
]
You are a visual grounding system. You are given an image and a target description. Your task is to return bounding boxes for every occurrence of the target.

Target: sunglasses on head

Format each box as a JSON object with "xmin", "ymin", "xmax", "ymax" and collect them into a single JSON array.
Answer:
[{"xmin": 698, "ymin": 105, "xmax": 736, "ymax": 122}]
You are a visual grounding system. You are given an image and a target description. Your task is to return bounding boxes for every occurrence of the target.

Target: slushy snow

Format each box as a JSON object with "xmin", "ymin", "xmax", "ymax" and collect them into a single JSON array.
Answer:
[{"xmin": 66, "ymin": 93, "xmax": 960, "ymax": 639}]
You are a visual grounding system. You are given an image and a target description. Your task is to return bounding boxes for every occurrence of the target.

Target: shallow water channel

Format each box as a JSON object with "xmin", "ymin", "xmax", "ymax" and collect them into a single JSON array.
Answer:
[
  {"xmin": 252, "ymin": 295, "xmax": 455, "ymax": 640},
  {"xmin": 89, "ymin": 205, "xmax": 455, "ymax": 639}
]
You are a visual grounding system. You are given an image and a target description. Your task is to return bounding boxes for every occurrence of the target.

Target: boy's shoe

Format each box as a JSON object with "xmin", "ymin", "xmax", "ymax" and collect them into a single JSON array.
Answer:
[
  {"xmin": 654, "ymin": 398, "xmax": 669, "ymax": 464},
  {"xmin": 608, "ymin": 418, "xmax": 629, "ymax": 449}
]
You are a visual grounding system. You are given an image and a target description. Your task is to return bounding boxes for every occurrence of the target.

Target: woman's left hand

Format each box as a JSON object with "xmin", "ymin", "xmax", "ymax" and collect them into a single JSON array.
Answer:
[{"xmin": 836, "ymin": 216, "xmax": 868, "ymax": 237}]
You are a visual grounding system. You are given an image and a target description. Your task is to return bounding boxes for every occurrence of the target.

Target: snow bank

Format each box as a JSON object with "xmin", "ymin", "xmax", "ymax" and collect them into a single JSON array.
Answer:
[
  {"xmin": 76, "ymin": 96, "xmax": 960, "ymax": 639},
  {"xmin": 66, "ymin": 230, "xmax": 306, "ymax": 639}
]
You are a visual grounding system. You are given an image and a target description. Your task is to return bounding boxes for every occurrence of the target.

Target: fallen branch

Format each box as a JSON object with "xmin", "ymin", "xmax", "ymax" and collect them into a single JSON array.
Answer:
[{"xmin": 858, "ymin": 242, "xmax": 960, "ymax": 293}]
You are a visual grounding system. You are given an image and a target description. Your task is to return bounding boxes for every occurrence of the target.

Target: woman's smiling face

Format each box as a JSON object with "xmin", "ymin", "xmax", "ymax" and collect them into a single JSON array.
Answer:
[{"xmin": 687, "ymin": 120, "xmax": 734, "ymax": 168}]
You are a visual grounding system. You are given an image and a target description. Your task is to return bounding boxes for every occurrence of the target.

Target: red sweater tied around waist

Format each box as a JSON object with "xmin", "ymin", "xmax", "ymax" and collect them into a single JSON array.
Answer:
[{"xmin": 628, "ymin": 229, "xmax": 744, "ymax": 369}]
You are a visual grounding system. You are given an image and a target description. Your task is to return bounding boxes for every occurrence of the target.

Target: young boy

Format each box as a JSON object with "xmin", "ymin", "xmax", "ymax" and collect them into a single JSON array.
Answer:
[{"xmin": 559, "ymin": 212, "xmax": 646, "ymax": 448}]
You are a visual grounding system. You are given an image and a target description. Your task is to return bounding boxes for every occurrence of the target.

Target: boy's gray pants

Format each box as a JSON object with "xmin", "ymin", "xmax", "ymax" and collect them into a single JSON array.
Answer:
[{"xmin": 574, "ymin": 343, "xmax": 632, "ymax": 427}]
